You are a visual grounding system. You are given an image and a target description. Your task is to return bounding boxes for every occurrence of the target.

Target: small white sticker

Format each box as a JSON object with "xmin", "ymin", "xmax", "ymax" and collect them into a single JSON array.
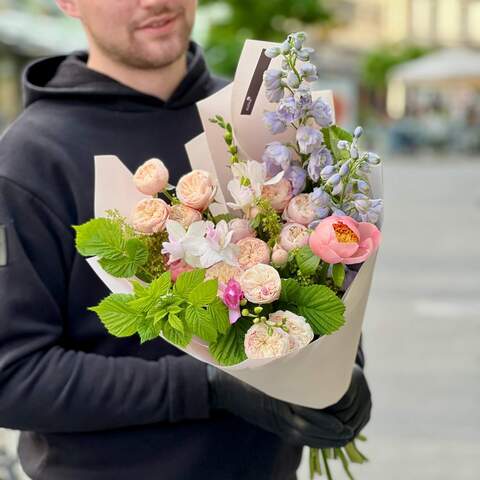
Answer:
[{"xmin": 0, "ymin": 225, "xmax": 6, "ymax": 266}]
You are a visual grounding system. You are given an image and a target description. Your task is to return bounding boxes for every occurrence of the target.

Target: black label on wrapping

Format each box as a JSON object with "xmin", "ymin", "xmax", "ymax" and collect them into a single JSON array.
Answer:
[
  {"xmin": 240, "ymin": 49, "xmax": 272, "ymax": 115},
  {"xmin": 0, "ymin": 225, "xmax": 6, "ymax": 267}
]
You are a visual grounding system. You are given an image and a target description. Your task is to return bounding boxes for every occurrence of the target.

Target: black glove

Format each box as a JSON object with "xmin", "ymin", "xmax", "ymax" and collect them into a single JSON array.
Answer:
[
  {"xmin": 207, "ymin": 365, "xmax": 361, "ymax": 449},
  {"xmin": 324, "ymin": 365, "xmax": 372, "ymax": 438}
]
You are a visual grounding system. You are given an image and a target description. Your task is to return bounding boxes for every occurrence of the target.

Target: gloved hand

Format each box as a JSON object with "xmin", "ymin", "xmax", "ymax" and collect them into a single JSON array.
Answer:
[
  {"xmin": 324, "ymin": 365, "xmax": 372, "ymax": 438},
  {"xmin": 207, "ymin": 364, "xmax": 370, "ymax": 449}
]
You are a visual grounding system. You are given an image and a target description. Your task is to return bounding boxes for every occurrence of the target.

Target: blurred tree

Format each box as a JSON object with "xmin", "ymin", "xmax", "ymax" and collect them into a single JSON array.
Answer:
[
  {"xmin": 360, "ymin": 44, "xmax": 430, "ymax": 112},
  {"xmin": 361, "ymin": 45, "xmax": 430, "ymax": 90},
  {"xmin": 201, "ymin": 0, "xmax": 333, "ymax": 76}
]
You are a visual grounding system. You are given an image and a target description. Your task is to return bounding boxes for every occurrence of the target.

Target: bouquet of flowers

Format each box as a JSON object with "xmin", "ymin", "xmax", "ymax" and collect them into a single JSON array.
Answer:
[{"xmin": 73, "ymin": 32, "xmax": 383, "ymax": 479}]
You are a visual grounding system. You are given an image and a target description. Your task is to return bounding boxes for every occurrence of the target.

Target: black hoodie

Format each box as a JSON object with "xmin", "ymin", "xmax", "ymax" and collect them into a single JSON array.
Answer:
[{"xmin": 0, "ymin": 43, "xmax": 302, "ymax": 480}]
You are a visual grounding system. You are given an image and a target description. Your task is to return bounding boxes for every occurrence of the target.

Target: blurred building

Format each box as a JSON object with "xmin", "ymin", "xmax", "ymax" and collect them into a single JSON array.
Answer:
[
  {"xmin": 0, "ymin": 1, "xmax": 85, "ymax": 129},
  {"xmin": 328, "ymin": 0, "xmax": 480, "ymax": 49}
]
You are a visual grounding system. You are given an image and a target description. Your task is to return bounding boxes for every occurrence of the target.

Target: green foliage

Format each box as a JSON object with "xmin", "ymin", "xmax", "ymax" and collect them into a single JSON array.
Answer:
[
  {"xmin": 332, "ymin": 263, "xmax": 345, "ymax": 289},
  {"xmin": 201, "ymin": 0, "xmax": 333, "ymax": 76},
  {"xmin": 251, "ymin": 197, "xmax": 283, "ymax": 247},
  {"xmin": 295, "ymin": 246, "xmax": 320, "ymax": 276},
  {"xmin": 278, "ymin": 279, "xmax": 345, "ymax": 335},
  {"xmin": 361, "ymin": 44, "xmax": 430, "ymax": 90},
  {"xmin": 208, "ymin": 298, "xmax": 231, "ymax": 335},
  {"xmin": 89, "ymin": 294, "xmax": 140, "ymax": 337},
  {"xmin": 209, "ymin": 317, "xmax": 250, "ymax": 366},
  {"xmin": 322, "ymin": 126, "xmax": 353, "ymax": 163},
  {"xmin": 188, "ymin": 279, "xmax": 219, "ymax": 307},
  {"xmin": 88, "ymin": 269, "xmax": 234, "ymax": 353},
  {"xmin": 174, "ymin": 269, "xmax": 206, "ymax": 298},
  {"xmin": 185, "ymin": 305, "xmax": 218, "ymax": 342},
  {"xmin": 73, "ymin": 217, "xmax": 150, "ymax": 278}
]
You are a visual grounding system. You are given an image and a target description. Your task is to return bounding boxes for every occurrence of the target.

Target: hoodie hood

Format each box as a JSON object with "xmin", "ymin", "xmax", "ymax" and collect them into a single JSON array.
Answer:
[{"xmin": 23, "ymin": 41, "xmax": 219, "ymax": 110}]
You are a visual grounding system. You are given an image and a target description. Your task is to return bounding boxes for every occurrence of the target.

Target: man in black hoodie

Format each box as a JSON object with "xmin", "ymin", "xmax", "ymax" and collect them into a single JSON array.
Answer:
[{"xmin": 0, "ymin": 1, "xmax": 371, "ymax": 479}]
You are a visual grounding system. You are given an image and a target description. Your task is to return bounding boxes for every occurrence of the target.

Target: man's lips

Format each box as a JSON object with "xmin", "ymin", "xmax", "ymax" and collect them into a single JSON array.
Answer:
[{"xmin": 137, "ymin": 13, "xmax": 180, "ymax": 31}]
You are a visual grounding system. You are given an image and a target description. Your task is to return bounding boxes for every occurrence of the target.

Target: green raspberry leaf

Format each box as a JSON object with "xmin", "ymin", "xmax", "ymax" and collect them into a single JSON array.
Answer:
[
  {"xmin": 296, "ymin": 285, "xmax": 345, "ymax": 335},
  {"xmin": 209, "ymin": 318, "xmax": 250, "ymax": 366},
  {"xmin": 89, "ymin": 293, "xmax": 140, "ymax": 337},
  {"xmin": 188, "ymin": 279, "xmax": 218, "ymax": 307},
  {"xmin": 208, "ymin": 298, "xmax": 231, "ymax": 335},
  {"xmin": 73, "ymin": 218, "xmax": 123, "ymax": 257},
  {"xmin": 296, "ymin": 246, "xmax": 320, "ymax": 276},
  {"xmin": 168, "ymin": 313, "xmax": 185, "ymax": 334},
  {"xmin": 322, "ymin": 126, "xmax": 353, "ymax": 162},
  {"xmin": 137, "ymin": 316, "xmax": 162, "ymax": 344},
  {"xmin": 98, "ymin": 238, "xmax": 148, "ymax": 278},
  {"xmin": 279, "ymin": 278, "xmax": 301, "ymax": 304},
  {"xmin": 174, "ymin": 269, "xmax": 205, "ymax": 299},
  {"xmin": 185, "ymin": 305, "xmax": 217, "ymax": 343},
  {"xmin": 162, "ymin": 321, "xmax": 192, "ymax": 348}
]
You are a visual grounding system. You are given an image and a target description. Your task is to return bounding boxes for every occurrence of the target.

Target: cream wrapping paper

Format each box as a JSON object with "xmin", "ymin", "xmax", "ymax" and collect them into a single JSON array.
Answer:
[{"xmin": 87, "ymin": 38, "xmax": 383, "ymax": 408}]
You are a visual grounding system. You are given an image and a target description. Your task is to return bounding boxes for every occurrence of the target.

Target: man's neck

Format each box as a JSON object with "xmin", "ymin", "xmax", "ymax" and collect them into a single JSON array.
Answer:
[{"xmin": 86, "ymin": 47, "xmax": 188, "ymax": 101}]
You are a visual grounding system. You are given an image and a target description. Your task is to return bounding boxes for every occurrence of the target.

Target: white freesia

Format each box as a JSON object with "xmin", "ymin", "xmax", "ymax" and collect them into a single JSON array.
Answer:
[
  {"xmin": 161, "ymin": 220, "xmax": 207, "ymax": 268},
  {"xmin": 227, "ymin": 160, "xmax": 284, "ymax": 213},
  {"xmin": 183, "ymin": 220, "xmax": 239, "ymax": 268}
]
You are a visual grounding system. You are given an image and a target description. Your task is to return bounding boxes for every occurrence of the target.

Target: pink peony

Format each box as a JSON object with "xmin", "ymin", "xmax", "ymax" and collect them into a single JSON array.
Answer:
[
  {"xmin": 219, "ymin": 279, "xmax": 244, "ymax": 324},
  {"xmin": 169, "ymin": 204, "xmax": 202, "ymax": 229},
  {"xmin": 268, "ymin": 310, "xmax": 314, "ymax": 353},
  {"xmin": 228, "ymin": 218, "xmax": 256, "ymax": 244},
  {"xmin": 271, "ymin": 244, "xmax": 289, "ymax": 266},
  {"xmin": 176, "ymin": 170, "xmax": 217, "ymax": 211},
  {"xmin": 239, "ymin": 264, "xmax": 281, "ymax": 304},
  {"xmin": 283, "ymin": 194, "xmax": 315, "ymax": 226},
  {"xmin": 205, "ymin": 261, "xmax": 243, "ymax": 284},
  {"xmin": 168, "ymin": 259, "xmax": 194, "ymax": 281},
  {"xmin": 237, "ymin": 237, "xmax": 271, "ymax": 269},
  {"xmin": 309, "ymin": 215, "xmax": 381, "ymax": 265},
  {"xmin": 133, "ymin": 158, "xmax": 169, "ymax": 196},
  {"xmin": 244, "ymin": 323, "xmax": 290, "ymax": 359},
  {"xmin": 261, "ymin": 178, "xmax": 293, "ymax": 213},
  {"xmin": 279, "ymin": 223, "xmax": 310, "ymax": 252},
  {"xmin": 132, "ymin": 198, "xmax": 170, "ymax": 234}
]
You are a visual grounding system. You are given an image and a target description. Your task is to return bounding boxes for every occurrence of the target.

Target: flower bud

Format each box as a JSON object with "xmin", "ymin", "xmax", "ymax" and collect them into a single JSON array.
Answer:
[
  {"xmin": 326, "ymin": 173, "xmax": 341, "ymax": 187},
  {"xmin": 339, "ymin": 160, "xmax": 351, "ymax": 177},
  {"xmin": 350, "ymin": 144, "xmax": 359, "ymax": 160},
  {"xmin": 320, "ymin": 165, "xmax": 336, "ymax": 181},
  {"xmin": 265, "ymin": 46, "xmax": 281, "ymax": 58},
  {"xmin": 280, "ymin": 40, "xmax": 291, "ymax": 55},
  {"xmin": 367, "ymin": 152, "xmax": 381, "ymax": 165},
  {"xmin": 242, "ymin": 308, "xmax": 250, "ymax": 317},
  {"xmin": 337, "ymin": 140, "xmax": 349, "ymax": 150},
  {"xmin": 254, "ymin": 306, "xmax": 264, "ymax": 315},
  {"xmin": 286, "ymin": 71, "xmax": 300, "ymax": 89},
  {"xmin": 354, "ymin": 126, "xmax": 364, "ymax": 138}
]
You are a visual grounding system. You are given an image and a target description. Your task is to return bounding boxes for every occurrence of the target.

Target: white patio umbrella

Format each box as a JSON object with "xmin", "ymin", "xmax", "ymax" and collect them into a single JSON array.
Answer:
[{"xmin": 389, "ymin": 48, "xmax": 480, "ymax": 87}]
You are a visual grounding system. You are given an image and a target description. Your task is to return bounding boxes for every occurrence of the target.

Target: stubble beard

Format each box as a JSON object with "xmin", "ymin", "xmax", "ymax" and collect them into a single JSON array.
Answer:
[{"xmin": 89, "ymin": 15, "xmax": 193, "ymax": 71}]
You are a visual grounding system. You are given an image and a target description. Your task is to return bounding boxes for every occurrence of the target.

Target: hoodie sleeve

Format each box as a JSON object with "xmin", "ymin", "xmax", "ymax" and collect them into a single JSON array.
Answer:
[{"xmin": 0, "ymin": 176, "xmax": 210, "ymax": 433}]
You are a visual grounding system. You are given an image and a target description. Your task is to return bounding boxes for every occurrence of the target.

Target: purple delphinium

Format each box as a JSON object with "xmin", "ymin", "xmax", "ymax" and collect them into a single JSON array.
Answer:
[
  {"xmin": 262, "ymin": 142, "xmax": 293, "ymax": 171},
  {"xmin": 307, "ymin": 147, "xmax": 333, "ymax": 182},
  {"xmin": 263, "ymin": 111, "xmax": 287, "ymax": 135},
  {"xmin": 285, "ymin": 163, "xmax": 307, "ymax": 195},
  {"xmin": 296, "ymin": 126, "xmax": 324, "ymax": 154},
  {"xmin": 276, "ymin": 96, "xmax": 300, "ymax": 124},
  {"xmin": 310, "ymin": 187, "xmax": 331, "ymax": 219},
  {"xmin": 309, "ymin": 98, "xmax": 333, "ymax": 128}
]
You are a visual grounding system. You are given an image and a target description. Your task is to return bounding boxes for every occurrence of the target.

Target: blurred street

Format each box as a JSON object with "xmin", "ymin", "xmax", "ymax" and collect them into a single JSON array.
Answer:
[{"xmin": 298, "ymin": 154, "xmax": 480, "ymax": 480}]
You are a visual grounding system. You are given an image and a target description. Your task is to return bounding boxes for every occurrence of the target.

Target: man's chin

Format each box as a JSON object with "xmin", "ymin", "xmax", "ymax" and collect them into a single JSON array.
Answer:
[{"xmin": 129, "ymin": 37, "xmax": 189, "ymax": 69}]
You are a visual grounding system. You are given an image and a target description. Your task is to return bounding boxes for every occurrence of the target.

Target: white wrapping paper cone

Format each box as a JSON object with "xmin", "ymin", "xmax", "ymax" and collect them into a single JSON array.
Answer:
[{"xmin": 87, "ymin": 156, "xmax": 382, "ymax": 408}]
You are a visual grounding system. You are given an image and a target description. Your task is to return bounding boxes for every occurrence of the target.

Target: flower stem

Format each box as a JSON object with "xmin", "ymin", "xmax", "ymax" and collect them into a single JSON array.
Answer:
[{"xmin": 321, "ymin": 449, "xmax": 334, "ymax": 480}]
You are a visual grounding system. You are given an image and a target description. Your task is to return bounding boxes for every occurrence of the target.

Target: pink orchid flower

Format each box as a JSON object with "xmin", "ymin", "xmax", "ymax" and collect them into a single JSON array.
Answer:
[
  {"xmin": 218, "ymin": 279, "xmax": 244, "ymax": 324},
  {"xmin": 309, "ymin": 215, "xmax": 381, "ymax": 265}
]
